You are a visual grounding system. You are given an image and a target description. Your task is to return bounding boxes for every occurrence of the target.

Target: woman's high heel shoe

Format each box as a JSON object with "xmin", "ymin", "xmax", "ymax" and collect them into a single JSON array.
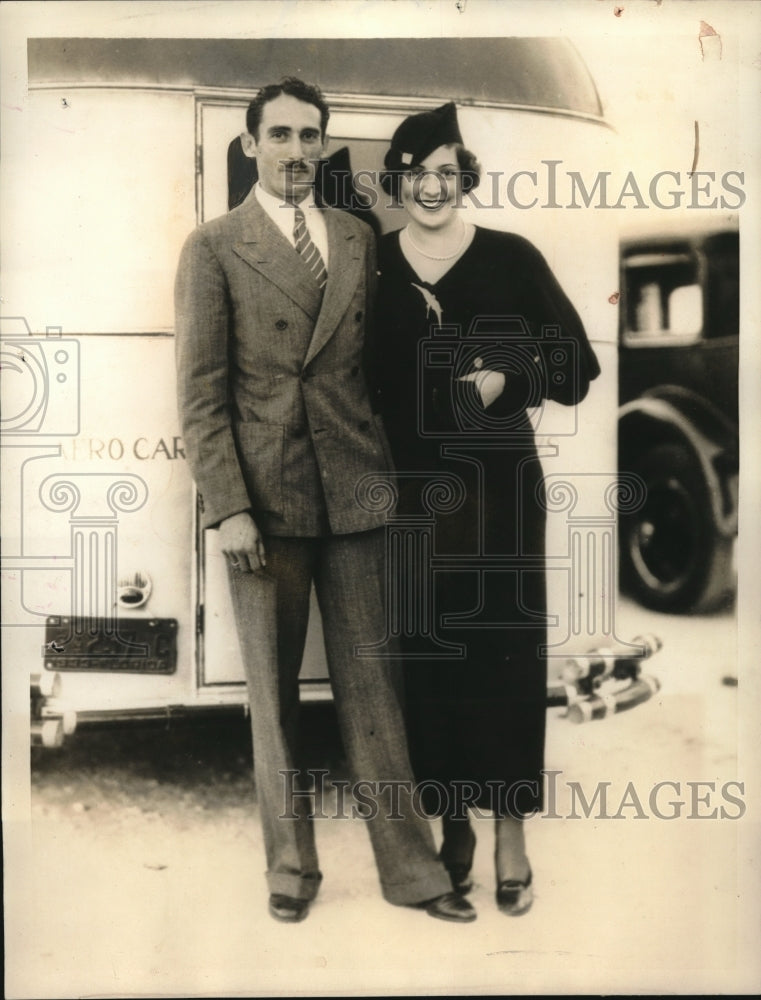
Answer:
[
  {"xmin": 444, "ymin": 862, "xmax": 474, "ymax": 896},
  {"xmin": 439, "ymin": 819, "xmax": 476, "ymax": 895},
  {"xmin": 496, "ymin": 868, "xmax": 533, "ymax": 915}
]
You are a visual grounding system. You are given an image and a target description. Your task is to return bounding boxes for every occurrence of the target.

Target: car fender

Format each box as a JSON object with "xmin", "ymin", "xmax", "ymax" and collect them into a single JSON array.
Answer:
[{"xmin": 618, "ymin": 394, "xmax": 738, "ymax": 537}]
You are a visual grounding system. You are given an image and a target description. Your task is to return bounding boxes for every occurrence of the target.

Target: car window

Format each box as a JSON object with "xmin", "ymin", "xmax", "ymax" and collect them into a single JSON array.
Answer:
[{"xmin": 622, "ymin": 252, "xmax": 703, "ymax": 346}]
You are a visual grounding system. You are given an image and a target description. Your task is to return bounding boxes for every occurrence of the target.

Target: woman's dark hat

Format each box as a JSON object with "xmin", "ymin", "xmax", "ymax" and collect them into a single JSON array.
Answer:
[{"xmin": 383, "ymin": 102, "xmax": 463, "ymax": 173}]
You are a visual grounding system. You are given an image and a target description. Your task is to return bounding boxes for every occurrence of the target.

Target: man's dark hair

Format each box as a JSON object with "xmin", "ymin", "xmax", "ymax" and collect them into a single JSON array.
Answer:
[
  {"xmin": 380, "ymin": 145, "xmax": 481, "ymax": 201},
  {"xmin": 246, "ymin": 77, "xmax": 330, "ymax": 141}
]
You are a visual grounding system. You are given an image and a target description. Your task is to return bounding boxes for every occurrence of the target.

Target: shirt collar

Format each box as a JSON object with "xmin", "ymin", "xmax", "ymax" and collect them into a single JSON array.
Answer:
[{"xmin": 254, "ymin": 183, "xmax": 318, "ymax": 215}]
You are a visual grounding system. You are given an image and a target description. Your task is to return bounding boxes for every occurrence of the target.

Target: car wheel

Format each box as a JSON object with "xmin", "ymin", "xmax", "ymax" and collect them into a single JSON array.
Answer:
[{"xmin": 619, "ymin": 442, "xmax": 735, "ymax": 613}]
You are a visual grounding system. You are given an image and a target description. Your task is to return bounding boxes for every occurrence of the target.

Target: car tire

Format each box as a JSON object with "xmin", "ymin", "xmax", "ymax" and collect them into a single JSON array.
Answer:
[{"xmin": 619, "ymin": 442, "xmax": 735, "ymax": 613}]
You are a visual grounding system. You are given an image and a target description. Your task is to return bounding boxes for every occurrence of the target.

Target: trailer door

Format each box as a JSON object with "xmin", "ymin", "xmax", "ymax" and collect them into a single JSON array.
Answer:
[{"xmin": 194, "ymin": 98, "xmax": 406, "ymax": 688}]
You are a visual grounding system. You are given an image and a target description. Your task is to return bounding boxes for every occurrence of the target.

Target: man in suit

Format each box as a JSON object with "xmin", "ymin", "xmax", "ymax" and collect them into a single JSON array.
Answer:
[{"xmin": 175, "ymin": 78, "xmax": 474, "ymax": 923}]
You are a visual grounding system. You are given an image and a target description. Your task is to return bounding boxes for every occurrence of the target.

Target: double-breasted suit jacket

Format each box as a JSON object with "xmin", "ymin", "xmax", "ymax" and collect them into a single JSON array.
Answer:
[{"xmin": 175, "ymin": 189, "xmax": 393, "ymax": 537}]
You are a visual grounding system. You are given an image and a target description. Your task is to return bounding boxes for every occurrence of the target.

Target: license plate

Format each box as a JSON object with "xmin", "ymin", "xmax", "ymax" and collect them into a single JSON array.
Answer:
[{"xmin": 44, "ymin": 616, "xmax": 178, "ymax": 674}]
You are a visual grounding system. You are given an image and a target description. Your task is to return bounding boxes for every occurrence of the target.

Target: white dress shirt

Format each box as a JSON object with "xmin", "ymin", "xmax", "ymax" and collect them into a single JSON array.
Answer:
[{"xmin": 254, "ymin": 183, "xmax": 329, "ymax": 269}]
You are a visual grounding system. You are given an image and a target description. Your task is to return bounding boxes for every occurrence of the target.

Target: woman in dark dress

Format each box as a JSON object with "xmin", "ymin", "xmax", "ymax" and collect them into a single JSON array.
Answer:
[{"xmin": 373, "ymin": 103, "xmax": 600, "ymax": 914}]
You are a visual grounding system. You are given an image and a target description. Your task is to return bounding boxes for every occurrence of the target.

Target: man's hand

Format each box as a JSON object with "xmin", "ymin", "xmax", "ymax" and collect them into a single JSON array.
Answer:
[
  {"xmin": 219, "ymin": 511, "xmax": 266, "ymax": 573},
  {"xmin": 457, "ymin": 357, "xmax": 506, "ymax": 409}
]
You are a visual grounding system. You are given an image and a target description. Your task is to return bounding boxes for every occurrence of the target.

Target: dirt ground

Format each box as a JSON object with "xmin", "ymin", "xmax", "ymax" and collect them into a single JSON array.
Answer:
[{"xmin": 5, "ymin": 599, "xmax": 760, "ymax": 997}]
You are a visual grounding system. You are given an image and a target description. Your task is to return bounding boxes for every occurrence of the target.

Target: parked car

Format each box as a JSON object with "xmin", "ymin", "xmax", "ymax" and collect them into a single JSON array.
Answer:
[{"xmin": 618, "ymin": 218, "xmax": 739, "ymax": 613}]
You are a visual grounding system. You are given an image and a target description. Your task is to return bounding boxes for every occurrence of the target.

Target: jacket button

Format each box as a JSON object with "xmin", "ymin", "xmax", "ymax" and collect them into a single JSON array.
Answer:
[
  {"xmin": 351, "ymin": 365, "xmax": 359, "ymax": 377},
  {"xmin": 355, "ymin": 310, "xmax": 363, "ymax": 322},
  {"xmin": 275, "ymin": 319, "xmax": 288, "ymax": 330},
  {"xmin": 301, "ymin": 370, "xmax": 309, "ymax": 382},
  {"xmin": 359, "ymin": 420, "xmax": 370, "ymax": 432},
  {"xmin": 292, "ymin": 426, "xmax": 306, "ymax": 439}
]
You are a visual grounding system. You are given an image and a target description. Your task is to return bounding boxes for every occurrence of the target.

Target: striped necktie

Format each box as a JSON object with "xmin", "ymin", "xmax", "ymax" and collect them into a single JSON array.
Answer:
[{"xmin": 293, "ymin": 205, "xmax": 328, "ymax": 290}]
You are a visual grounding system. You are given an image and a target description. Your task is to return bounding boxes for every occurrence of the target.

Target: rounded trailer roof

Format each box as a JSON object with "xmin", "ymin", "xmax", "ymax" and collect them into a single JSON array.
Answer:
[{"xmin": 28, "ymin": 36, "xmax": 603, "ymax": 121}]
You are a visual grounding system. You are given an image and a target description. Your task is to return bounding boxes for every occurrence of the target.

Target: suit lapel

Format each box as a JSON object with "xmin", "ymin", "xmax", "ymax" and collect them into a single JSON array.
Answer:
[
  {"xmin": 303, "ymin": 209, "xmax": 363, "ymax": 367},
  {"xmin": 231, "ymin": 194, "xmax": 323, "ymax": 321}
]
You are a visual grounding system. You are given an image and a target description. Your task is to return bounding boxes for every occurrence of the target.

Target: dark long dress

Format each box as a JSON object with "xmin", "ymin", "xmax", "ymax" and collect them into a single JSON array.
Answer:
[{"xmin": 373, "ymin": 226, "xmax": 600, "ymax": 817}]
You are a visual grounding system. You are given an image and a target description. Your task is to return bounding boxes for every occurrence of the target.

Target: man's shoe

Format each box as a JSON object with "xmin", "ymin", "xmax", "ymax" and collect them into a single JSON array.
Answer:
[
  {"xmin": 268, "ymin": 893, "xmax": 310, "ymax": 923},
  {"xmin": 496, "ymin": 869, "xmax": 533, "ymax": 916},
  {"xmin": 423, "ymin": 891, "xmax": 477, "ymax": 922}
]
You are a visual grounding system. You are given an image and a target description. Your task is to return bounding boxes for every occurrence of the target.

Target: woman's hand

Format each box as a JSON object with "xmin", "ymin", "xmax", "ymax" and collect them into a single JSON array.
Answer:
[{"xmin": 457, "ymin": 357, "xmax": 506, "ymax": 408}]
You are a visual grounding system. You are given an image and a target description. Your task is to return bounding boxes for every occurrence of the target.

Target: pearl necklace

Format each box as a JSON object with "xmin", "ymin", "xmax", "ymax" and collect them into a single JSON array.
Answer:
[{"xmin": 404, "ymin": 221, "xmax": 470, "ymax": 261}]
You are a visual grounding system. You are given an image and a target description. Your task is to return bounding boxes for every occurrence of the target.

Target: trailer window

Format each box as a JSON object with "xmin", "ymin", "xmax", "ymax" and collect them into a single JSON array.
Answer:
[{"xmin": 199, "ymin": 101, "xmax": 413, "ymax": 233}]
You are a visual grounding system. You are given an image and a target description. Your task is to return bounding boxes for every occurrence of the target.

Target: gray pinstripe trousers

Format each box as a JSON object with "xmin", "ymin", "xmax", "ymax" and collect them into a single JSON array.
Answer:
[{"xmin": 227, "ymin": 528, "xmax": 451, "ymax": 904}]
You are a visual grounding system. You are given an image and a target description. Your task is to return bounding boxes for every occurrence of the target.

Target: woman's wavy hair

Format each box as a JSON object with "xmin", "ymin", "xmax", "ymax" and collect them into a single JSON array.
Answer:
[{"xmin": 380, "ymin": 145, "xmax": 481, "ymax": 202}]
